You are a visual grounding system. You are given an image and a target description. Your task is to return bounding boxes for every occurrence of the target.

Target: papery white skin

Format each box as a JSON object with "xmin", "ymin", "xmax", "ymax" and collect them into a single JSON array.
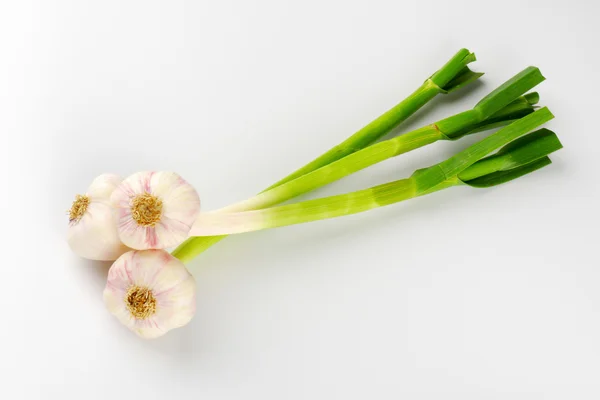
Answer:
[
  {"xmin": 67, "ymin": 174, "xmax": 130, "ymax": 261},
  {"xmin": 103, "ymin": 249, "xmax": 196, "ymax": 339},
  {"xmin": 111, "ymin": 171, "xmax": 200, "ymax": 250}
]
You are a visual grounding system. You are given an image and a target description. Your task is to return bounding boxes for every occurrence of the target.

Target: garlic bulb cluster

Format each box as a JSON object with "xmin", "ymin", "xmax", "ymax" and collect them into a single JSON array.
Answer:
[{"xmin": 67, "ymin": 171, "xmax": 201, "ymax": 338}]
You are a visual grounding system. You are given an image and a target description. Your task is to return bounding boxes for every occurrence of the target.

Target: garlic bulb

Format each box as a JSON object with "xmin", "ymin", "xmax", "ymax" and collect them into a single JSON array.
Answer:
[
  {"xmin": 110, "ymin": 171, "xmax": 201, "ymax": 250},
  {"xmin": 103, "ymin": 249, "xmax": 196, "ymax": 339},
  {"xmin": 67, "ymin": 174, "xmax": 129, "ymax": 261}
]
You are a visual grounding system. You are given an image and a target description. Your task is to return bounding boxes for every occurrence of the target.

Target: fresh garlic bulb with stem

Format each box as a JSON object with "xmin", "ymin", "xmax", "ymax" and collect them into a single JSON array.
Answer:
[
  {"xmin": 67, "ymin": 174, "xmax": 130, "ymax": 261},
  {"xmin": 103, "ymin": 249, "xmax": 196, "ymax": 339},
  {"xmin": 110, "ymin": 171, "xmax": 200, "ymax": 250}
]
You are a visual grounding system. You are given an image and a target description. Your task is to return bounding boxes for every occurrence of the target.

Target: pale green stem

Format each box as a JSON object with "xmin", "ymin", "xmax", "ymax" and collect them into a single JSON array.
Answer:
[
  {"xmin": 189, "ymin": 108, "xmax": 554, "ymax": 236},
  {"xmin": 175, "ymin": 68, "xmax": 545, "ymax": 262},
  {"xmin": 211, "ymin": 86, "xmax": 539, "ymax": 216},
  {"xmin": 263, "ymin": 48, "xmax": 480, "ymax": 190},
  {"xmin": 214, "ymin": 126, "xmax": 442, "ymax": 214}
]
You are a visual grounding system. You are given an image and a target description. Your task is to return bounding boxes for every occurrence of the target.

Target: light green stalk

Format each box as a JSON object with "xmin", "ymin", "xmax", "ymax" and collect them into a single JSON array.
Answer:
[
  {"xmin": 175, "ymin": 67, "xmax": 545, "ymax": 262},
  {"xmin": 214, "ymin": 85, "xmax": 540, "ymax": 215},
  {"xmin": 189, "ymin": 109, "xmax": 557, "ymax": 236},
  {"xmin": 182, "ymin": 67, "xmax": 543, "ymax": 239},
  {"xmin": 172, "ymin": 48, "xmax": 481, "ymax": 263}
]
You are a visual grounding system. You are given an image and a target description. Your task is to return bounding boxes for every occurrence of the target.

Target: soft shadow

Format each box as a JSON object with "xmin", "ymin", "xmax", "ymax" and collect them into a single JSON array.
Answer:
[{"xmin": 68, "ymin": 252, "xmax": 112, "ymax": 294}]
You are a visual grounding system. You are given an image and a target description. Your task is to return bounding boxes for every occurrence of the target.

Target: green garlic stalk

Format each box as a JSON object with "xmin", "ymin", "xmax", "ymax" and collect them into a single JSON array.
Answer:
[
  {"xmin": 214, "ymin": 74, "xmax": 541, "ymax": 215},
  {"xmin": 189, "ymin": 109, "xmax": 559, "ymax": 236},
  {"xmin": 172, "ymin": 48, "xmax": 481, "ymax": 262},
  {"xmin": 265, "ymin": 48, "xmax": 482, "ymax": 190},
  {"xmin": 174, "ymin": 68, "xmax": 544, "ymax": 262}
]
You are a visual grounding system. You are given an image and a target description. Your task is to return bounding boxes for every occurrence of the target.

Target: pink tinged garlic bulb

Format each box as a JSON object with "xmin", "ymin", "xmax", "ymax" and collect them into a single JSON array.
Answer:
[
  {"xmin": 67, "ymin": 174, "xmax": 130, "ymax": 261},
  {"xmin": 103, "ymin": 249, "xmax": 196, "ymax": 339},
  {"xmin": 110, "ymin": 171, "xmax": 201, "ymax": 250}
]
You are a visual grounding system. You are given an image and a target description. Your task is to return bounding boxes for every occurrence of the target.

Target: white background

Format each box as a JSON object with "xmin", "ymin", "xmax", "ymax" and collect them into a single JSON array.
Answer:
[{"xmin": 2, "ymin": 0, "xmax": 599, "ymax": 398}]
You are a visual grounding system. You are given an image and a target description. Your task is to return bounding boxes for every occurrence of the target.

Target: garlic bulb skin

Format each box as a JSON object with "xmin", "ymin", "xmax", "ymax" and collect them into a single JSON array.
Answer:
[
  {"xmin": 67, "ymin": 174, "xmax": 129, "ymax": 261},
  {"xmin": 110, "ymin": 171, "xmax": 201, "ymax": 250},
  {"xmin": 103, "ymin": 249, "xmax": 196, "ymax": 339}
]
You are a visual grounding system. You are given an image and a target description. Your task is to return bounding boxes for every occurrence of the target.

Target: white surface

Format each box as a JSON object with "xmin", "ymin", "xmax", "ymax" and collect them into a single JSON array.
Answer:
[{"xmin": 2, "ymin": 0, "xmax": 599, "ymax": 398}]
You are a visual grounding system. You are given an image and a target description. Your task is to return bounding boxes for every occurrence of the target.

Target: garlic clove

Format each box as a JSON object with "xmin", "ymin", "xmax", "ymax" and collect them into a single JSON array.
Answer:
[{"xmin": 110, "ymin": 171, "xmax": 201, "ymax": 250}]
